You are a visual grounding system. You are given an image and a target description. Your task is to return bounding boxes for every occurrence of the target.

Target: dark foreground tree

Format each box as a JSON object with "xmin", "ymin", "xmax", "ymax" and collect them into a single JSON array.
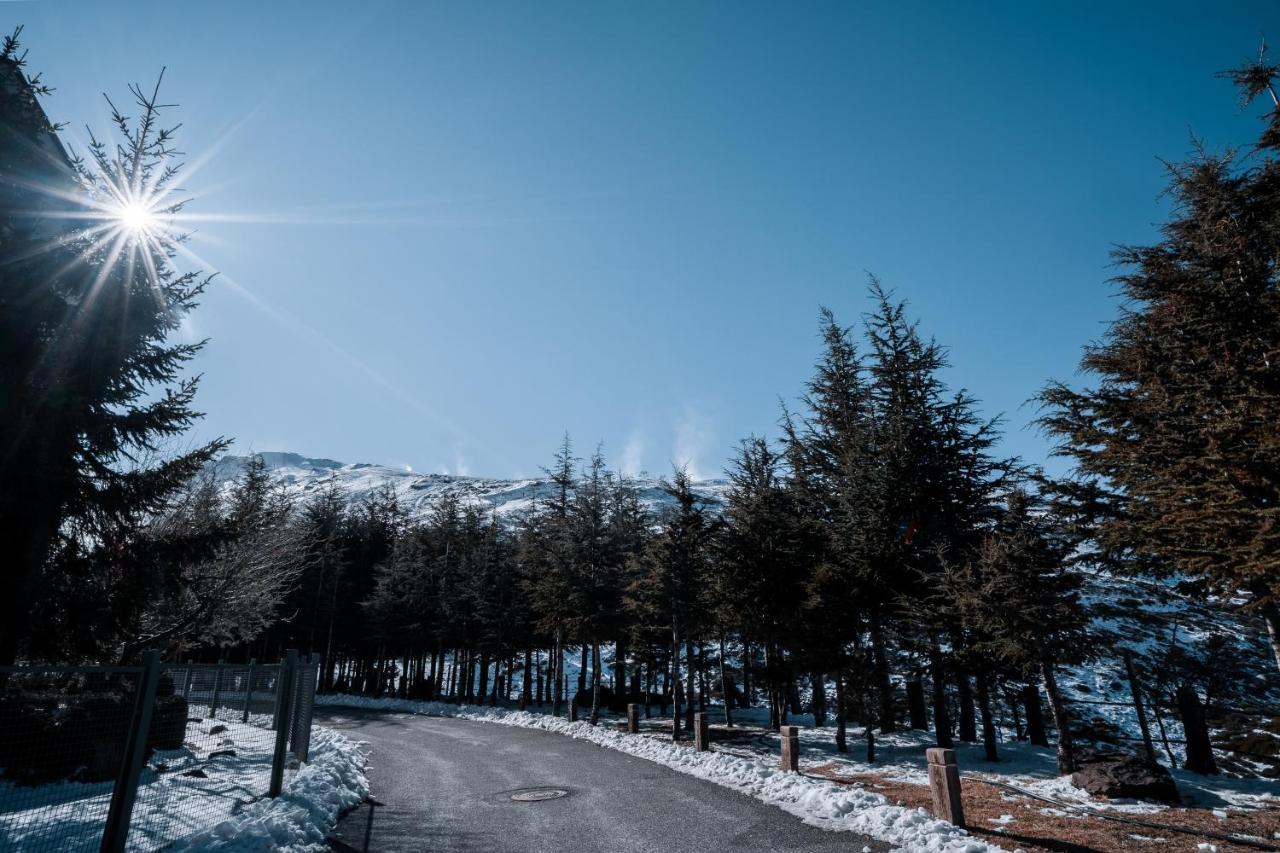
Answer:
[
  {"xmin": 0, "ymin": 34, "xmax": 224, "ymax": 662},
  {"xmin": 1040, "ymin": 50, "xmax": 1280, "ymax": 675}
]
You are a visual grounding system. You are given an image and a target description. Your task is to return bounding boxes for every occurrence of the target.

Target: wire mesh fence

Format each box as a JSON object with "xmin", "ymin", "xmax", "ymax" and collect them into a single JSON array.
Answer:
[{"xmin": 0, "ymin": 651, "xmax": 320, "ymax": 852}]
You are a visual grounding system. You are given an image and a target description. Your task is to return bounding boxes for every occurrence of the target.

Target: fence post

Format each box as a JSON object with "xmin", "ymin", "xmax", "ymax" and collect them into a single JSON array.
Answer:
[
  {"xmin": 569, "ymin": 698, "xmax": 578, "ymax": 723},
  {"xmin": 926, "ymin": 747, "xmax": 965, "ymax": 827},
  {"xmin": 242, "ymin": 660, "xmax": 258, "ymax": 724},
  {"xmin": 626, "ymin": 703, "xmax": 639, "ymax": 734},
  {"xmin": 1022, "ymin": 685, "xmax": 1048, "ymax": 746},
  {"xmin": 209, "ymin": 664, "xmax": 223, "ymax": 720},
  {"xmin": 181, "ymin": 667, "xmax": 193, "ymax": 701},
  {"xmin": 269, "ymin": 650, "xmax": 299, "ymax": 797},
  {"xmin": 694, "ymin": 712, "xmax": 710, "ymax": 752},
  {"xmin": 779, "ymin": 725, "xmax": 799, "ymax": 772},
  {"xmin": 1176, "ymin": 684, "xmax": 1218, "ymax": 775},
  {"xmin": 101, "ymin": 650, "xmax": 161, "ymax": 853}
]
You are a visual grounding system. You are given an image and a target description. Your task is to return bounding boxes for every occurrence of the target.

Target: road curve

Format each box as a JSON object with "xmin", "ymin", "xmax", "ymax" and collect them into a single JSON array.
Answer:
[{"xmin": 318, "ymin": 709, "xmax": 890, "ymax": 853}]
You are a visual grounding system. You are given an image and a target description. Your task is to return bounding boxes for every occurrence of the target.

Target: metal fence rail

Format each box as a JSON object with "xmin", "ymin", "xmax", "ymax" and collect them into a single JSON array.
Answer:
[{"xmin": 0, "ymin": 650, "xmax": 320, "ymax": 852}]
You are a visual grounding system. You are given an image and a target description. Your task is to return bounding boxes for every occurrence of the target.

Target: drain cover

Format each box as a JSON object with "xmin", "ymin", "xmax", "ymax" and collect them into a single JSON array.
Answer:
[{"xmin": 509, "ymin": 787, "xmax": 569, "ymax": 802}]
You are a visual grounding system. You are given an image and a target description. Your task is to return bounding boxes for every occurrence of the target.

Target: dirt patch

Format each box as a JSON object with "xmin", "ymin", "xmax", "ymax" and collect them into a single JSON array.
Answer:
[{"xmin": 807, "ymin": 764, "xmax": 1280, "ymax": 853}]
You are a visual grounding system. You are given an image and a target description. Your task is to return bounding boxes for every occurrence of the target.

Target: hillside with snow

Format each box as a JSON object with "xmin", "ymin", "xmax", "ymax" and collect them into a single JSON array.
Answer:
[{"xmin": 207, "ymin": 451, "xmax": 731, "ymax": 521}]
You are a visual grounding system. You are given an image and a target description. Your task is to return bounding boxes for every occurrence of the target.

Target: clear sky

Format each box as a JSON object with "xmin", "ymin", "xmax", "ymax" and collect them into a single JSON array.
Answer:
[{"xmin": 15, "ymin": 1, "xmax": 1278, "ymax": 479}]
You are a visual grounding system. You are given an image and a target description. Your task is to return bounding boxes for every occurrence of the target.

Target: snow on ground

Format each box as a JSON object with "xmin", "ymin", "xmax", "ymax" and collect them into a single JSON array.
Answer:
[
  {"xmin": 168, "ymin": 726, "xmax": 367, "ymax": 853},
  {"xmin": 0, "ymin": 719, "xmax": 366, "ymax": 852},
  {"xmin": 316, "ymin": 694, "xmax": 1003, "ymax": 853}
]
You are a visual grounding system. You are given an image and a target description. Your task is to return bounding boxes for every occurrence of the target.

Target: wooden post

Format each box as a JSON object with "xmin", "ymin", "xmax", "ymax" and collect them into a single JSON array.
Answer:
[
  {"xmin": 907, "ymin": 679, "xmax": 928, "ymax": 730},
  {"xmin": 1122, "ymin": 652, "xmax": 1156, "ymax": 762},
  {"xmin": 926, "ymin": 747, "xmax": 965, "ymax": 827},
  {"xmin": 1022, "ymin": 685, "xmax": 1048, "ymax": 746},
  {"xmin": 1175, "ymin": 684, "xmax": 1218, "ymax": 774},
  {"xmin": 626, "ymin": 703, "xmax": 640, "ymax": 734},
  {"xmin": 694, "ymin": 712, "xmax": 710, "ymax": 752},
  {"xmin": 569, "ymin": 698, "xmax": 578, "ymax": 723},
  {"xmin": 779, "ymin": 725, "xmax": 799, "ymax": 772}
]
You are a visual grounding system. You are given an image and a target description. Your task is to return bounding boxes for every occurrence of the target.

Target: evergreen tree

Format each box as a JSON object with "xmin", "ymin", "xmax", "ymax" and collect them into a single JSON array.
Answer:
[
  {"xmin": 0, "ymin": 36, "xmax": 225, "ymax": 663},
  {"xmin": 1040, "ymin": 51, "xmax": 1280, "ymax": 674},
  {"xmin": 943, "ymin": 484, "xmax": 1090, "ymax": 772},
  {"xmin": 628, "ymin": 467, "xmax": 715, "ymax": 739}
]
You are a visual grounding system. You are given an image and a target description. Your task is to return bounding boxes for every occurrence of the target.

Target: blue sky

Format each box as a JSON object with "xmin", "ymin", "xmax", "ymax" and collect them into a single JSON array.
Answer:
[{"xmin": 17, "ymin": 1, "xmax": 1277, "ymax": 479}]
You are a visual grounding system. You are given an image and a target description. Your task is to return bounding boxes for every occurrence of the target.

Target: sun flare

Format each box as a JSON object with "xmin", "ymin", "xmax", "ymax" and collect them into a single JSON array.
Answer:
[{"xmin": 115, "ymin": 200, "xmax": 158, "ymax": 235}]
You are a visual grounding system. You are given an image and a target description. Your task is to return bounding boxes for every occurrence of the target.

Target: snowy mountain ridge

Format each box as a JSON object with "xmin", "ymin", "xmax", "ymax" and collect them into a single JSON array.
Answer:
[{"xmin": 207, "ymin": 451, "xmax": 731, "ymax": 521}]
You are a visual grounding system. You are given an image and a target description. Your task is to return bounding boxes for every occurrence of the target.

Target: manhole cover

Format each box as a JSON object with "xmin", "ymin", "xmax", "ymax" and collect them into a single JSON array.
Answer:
[{"xmin": 509, "ymin": 787, "xmax": 569, "ymax": 802}]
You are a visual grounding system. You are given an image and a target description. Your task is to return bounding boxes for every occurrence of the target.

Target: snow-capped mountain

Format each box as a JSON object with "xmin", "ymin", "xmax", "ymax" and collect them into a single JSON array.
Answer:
[{"xmin": 207, "ymin": 451, "xmax": 731, "ymax": 521}]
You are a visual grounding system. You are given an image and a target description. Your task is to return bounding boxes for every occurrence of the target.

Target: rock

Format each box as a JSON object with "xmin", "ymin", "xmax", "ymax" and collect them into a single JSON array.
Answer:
[
  {"xmin": 208, "ymin": 724, "xmax": 227, "ymax": 735},
  {"xmin": 1071, "ymin": 751, "xmax": 1179, "ymax": 803},
  {"xmin": 208, "ymin": 749, "xmax": 237, "ymax": 760},
  {"xmin": 182, "ymin": 768, "xmax": 207, "ymax": 778}
]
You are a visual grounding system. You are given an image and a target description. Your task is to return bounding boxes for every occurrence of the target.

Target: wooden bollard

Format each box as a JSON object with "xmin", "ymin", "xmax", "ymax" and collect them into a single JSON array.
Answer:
[
  {"xmin": 694, "ymin": 712, "xmax": 710, "ymax": 752},
  {"xmin": 779, "ymin": 725, "xmax": 799, "ymax": 772},
  {"xmin": 627, "ymin": 703, "xmax": 640, "ymax": 734},
  {"xmin": 926, "ymin": 748, "xmax": 965, "ymax": 827},
  {"xmin": 569, "ymin": 699, "xmax": 578, "ymax": 722}
]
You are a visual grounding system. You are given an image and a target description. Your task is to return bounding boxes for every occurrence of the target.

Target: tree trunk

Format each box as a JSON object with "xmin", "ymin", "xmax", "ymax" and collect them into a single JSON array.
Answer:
[
  {"xmin": 698, "ymin": 643, "xmax": 708, "ymax": 712},
  {"xmin": 870, "ymin": 618, "xmax": 895, "ymax": 733},
  {"xmin": 685, "ymin": 639, "xmax": 697, "ymax": 735},
  {"xmin": 477, "ymin": 652, "xmax": 490, "ymax": 705},
  {"xmin": 1041, "ymin": 661, "xmax": 1075, "ymax": 773},
  {"xmin": 811, "ymin": 671, "xmax": 827, "ymax": 727},
  {"xmin": 766, "ymin": 643, "xmax": 781, "ymax": 730},
  {"xmin": 553, "ymin": 631, "xmax": 564, "ymax": 717},
  {"xmin": 930, "ymin": 645, "xmax": 953, "ymax": 748},
  {"xmin": 1261, "ymin": 599, "xmax": 1280, "ymax": 678},
  {"xmin": 1176, "ymin": 684, "xmax": 1218, "ymax": 775},
  {"xmin": 523, "ymin": 647, "xmax": 533, "ymax": 706},
  {"xmin": 742, "ymin": 638, "xmax": 754, "ymax": 705},
  {"xmin": 719, "ymin": 634, "xmax": 735, "ymax": 727},
  {"xmin": 671, "ymin": 620, "xmax": 683, "ymax": 741},
  {"xmin": 579, "ymin": 644, "xmax": 588, "ymax": 694},
  {"xmin": 834, "ymin": 668, "xmax": 848, "ymax": 753},
  {"xmin": 613, "ymin": 638, "xmax": 627, "ymax": 711},
  {"xmin": 590, "ymin": 638, "xmax": 603, "ymax": 725},
  {"xmin": 958, "ymin": 673, "xmax": 977, "ymax": 742},
  {"xmin": 976, "ymin": 671, "xmax": 998, "ymax": 762}
]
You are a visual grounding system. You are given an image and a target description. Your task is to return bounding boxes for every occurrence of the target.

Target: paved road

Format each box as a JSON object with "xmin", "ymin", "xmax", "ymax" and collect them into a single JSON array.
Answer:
[{"xmin": 317, "ymin": 709, "xmax": 889, "ymax": 853}]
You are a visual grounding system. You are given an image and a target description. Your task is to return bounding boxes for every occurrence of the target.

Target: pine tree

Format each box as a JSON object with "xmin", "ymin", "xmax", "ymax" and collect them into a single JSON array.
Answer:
[
  {"xmin": 944, "ymin": 484, "xmax": 1090, "ymax": 772},
  {"xmin": 628, "ymin": 466, "xmax": 715, "ymax": 739},
  {"xmin": 0, "ymin": 35, "xmax": 225, "ymax": 663},
  {"xmin": 1040, "ymin": 49, "xmax": 1280, "ymax": 675}
]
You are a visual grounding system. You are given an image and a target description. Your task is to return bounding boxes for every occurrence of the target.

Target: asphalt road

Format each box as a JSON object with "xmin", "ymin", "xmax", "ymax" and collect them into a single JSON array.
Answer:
[{"xmin": 317, "ymin": 709, "xmax": 890, "ymax": 853}]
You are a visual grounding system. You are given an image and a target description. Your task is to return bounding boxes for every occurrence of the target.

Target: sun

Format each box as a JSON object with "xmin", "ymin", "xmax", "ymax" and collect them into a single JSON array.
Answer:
[{"xmin": 114, "ymin": 199, "xmax": 160, "ymax": 236}]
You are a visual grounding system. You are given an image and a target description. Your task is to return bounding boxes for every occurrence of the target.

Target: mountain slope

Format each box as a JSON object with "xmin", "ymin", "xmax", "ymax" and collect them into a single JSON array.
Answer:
[{"xmin": 208, "ymin": 451, "xmax": 731, "ymax": 521}]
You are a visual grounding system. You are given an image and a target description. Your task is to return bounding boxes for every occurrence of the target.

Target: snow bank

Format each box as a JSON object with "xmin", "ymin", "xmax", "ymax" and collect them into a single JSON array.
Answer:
[
  {"xmin": 167, "ymin": 726, "xmax": 368, "ymax": 853},
  {"xmin": 316, "ymin": 695, "xmax": 1000, "ymax": 853}
]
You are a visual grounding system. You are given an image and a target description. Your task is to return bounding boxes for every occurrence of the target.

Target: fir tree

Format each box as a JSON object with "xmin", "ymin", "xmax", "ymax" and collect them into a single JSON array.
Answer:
[
  {"xmin": 1040, "ymin": 49, "xmax": 1280, "ymax": 674},
  {"xmin": 0, "ymin": 35, "xmax": 225, "ymax": 662}
]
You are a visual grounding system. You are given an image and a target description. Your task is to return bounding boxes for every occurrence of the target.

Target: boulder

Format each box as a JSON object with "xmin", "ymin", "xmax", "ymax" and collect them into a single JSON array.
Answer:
[{"xmin": 1071, "ymin": 750, "xmax": 1179, "ymax": 803}]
